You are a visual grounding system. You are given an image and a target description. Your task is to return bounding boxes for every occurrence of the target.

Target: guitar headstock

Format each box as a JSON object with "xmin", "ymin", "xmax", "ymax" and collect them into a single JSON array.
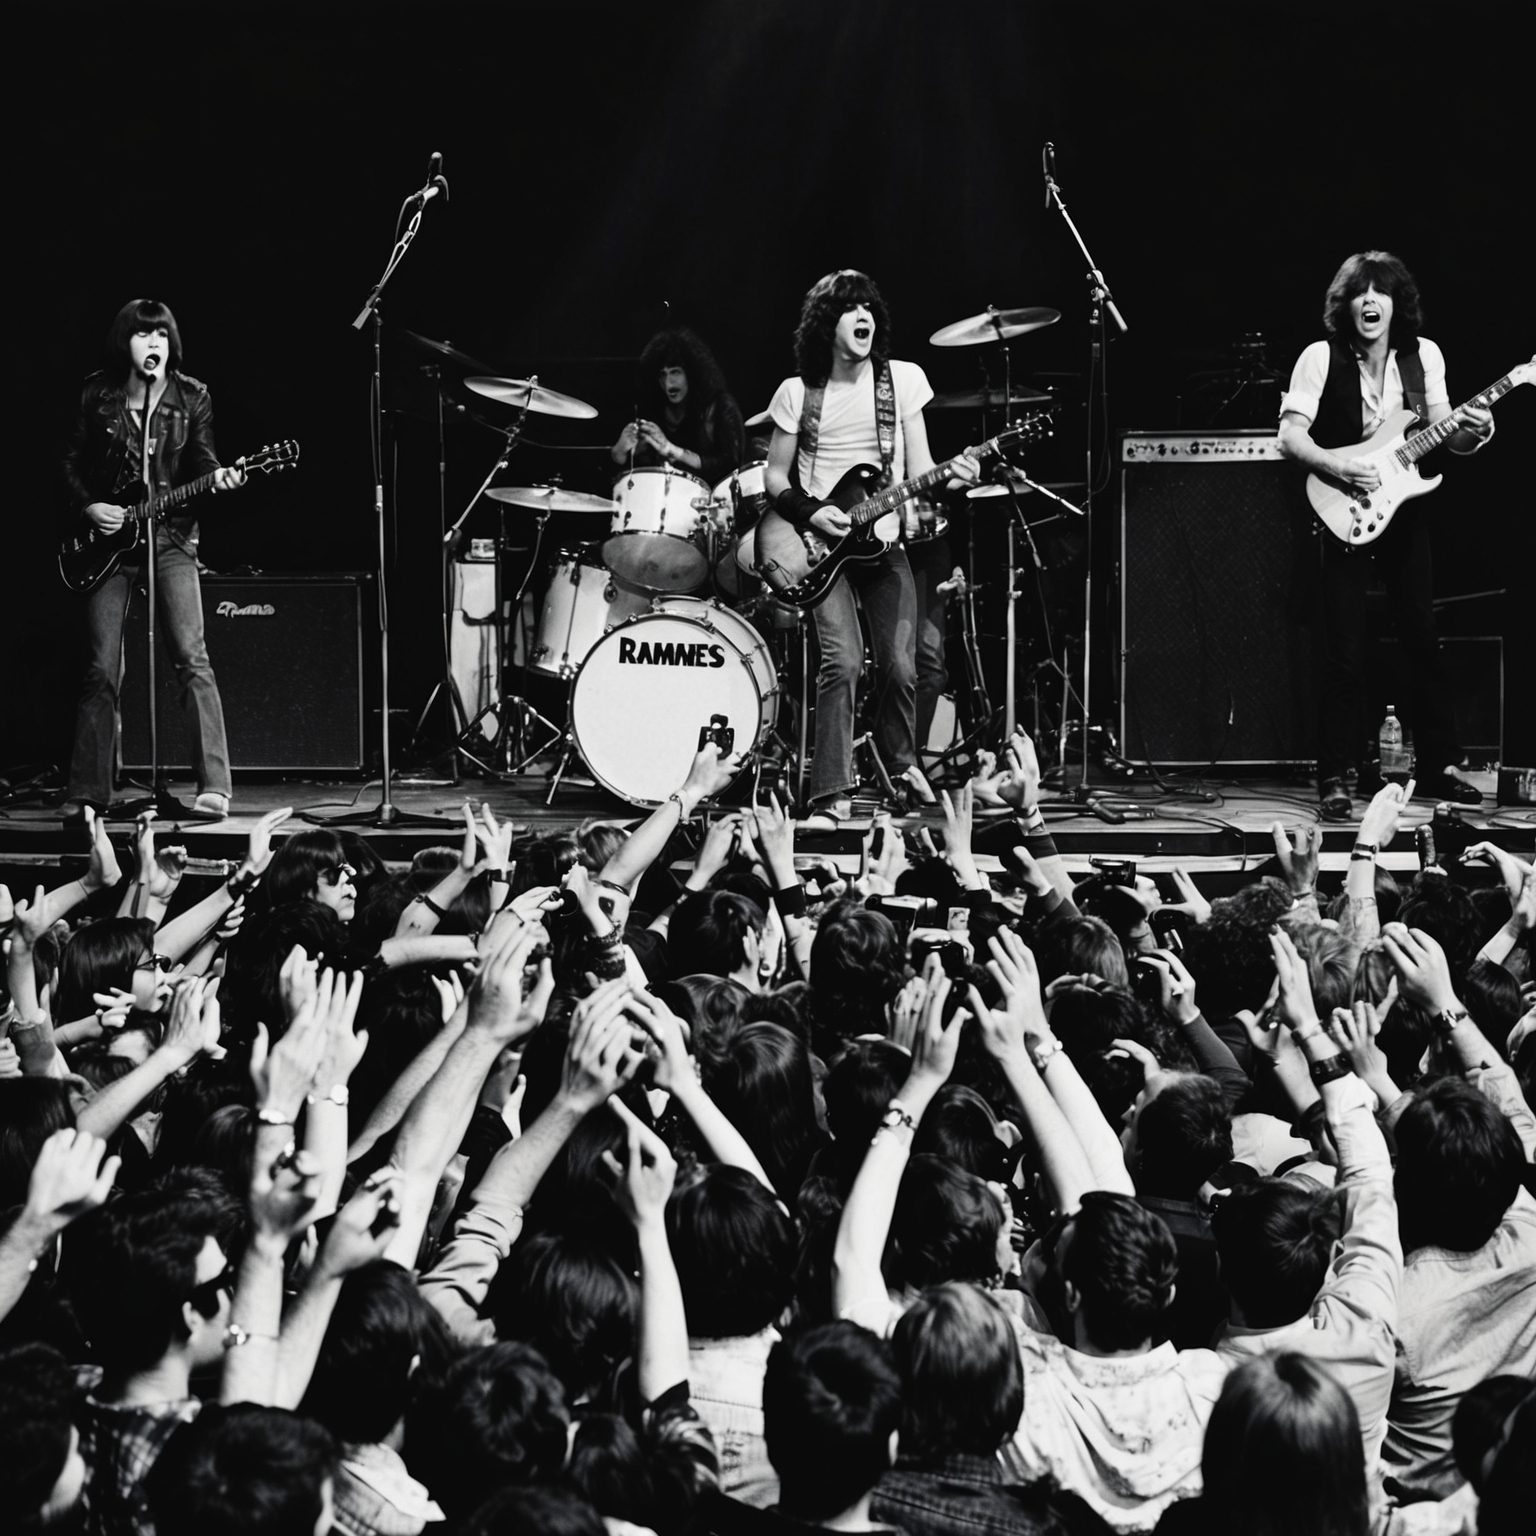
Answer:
[
  {"xmin": 1512, "ymin": 356, "xmax": 1536, "ymax": 389},
  {"xmin": 239, "ymin": 440, "xmax": 302, "ymax": 475}
]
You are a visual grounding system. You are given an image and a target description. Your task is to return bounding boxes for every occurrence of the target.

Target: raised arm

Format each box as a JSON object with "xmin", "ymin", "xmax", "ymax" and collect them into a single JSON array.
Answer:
[
  {"xmin": 833, "ymin": 960, "xmax": 962, "ymax": 1318},
  {"xmin": 598, "ymin": 746, "xmax": 741, "ymax": 897}
]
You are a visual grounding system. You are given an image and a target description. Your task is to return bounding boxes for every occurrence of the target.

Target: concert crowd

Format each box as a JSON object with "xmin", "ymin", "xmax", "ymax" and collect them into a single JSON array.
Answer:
[{"xmin": 2, "ymin": 734, "xmax": 1532, "ymax": 1536}]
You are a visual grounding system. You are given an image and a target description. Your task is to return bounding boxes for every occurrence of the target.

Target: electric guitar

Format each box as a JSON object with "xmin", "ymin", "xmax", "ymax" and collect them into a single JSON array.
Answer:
[
  {"xmin": 1306, "ymin": 357, "xmax": 1532, "ymax": 546},
  {"xmin": 58, "ymin": 441, "xmax": 301, "ymax": 593},
  {"xmin": 754, "ymin": 417, "xmax": 1051, "ymax": 609}
]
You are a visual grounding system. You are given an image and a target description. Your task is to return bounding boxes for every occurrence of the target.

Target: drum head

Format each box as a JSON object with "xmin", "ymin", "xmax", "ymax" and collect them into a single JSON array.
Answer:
[{"xmin": 571, "ymin": 612, "xmax": 766, "ymax": 805}]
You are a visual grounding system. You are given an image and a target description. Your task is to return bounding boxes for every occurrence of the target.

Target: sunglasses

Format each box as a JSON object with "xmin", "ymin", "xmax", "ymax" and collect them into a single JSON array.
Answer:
[
  {"xmin": 320, "ymin": 864, "xmax": 357, "ymax": 887},
  {"xmin": 135, "ymin": 953, "xmax": 172, "ymax": 973},
  {"xmin": 187, "ymin": 1263, "xmax": 234, "ymax": 1319}
]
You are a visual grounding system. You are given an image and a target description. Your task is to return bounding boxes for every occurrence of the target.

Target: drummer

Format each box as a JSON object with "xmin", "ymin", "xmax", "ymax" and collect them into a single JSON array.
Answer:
[{"xmin": 610, "ymin": 327, "xmax": 745, "ymax": 487}]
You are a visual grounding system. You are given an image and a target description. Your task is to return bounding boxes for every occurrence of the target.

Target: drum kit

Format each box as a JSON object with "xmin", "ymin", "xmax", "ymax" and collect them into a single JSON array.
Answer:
[{"xmin": 419, "ymin": 298, "xmax": 1071, "ymax": 812}]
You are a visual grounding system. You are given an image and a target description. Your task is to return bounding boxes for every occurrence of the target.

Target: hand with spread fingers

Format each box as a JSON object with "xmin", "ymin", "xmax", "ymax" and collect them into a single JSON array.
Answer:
[
  {"xmin": 1270, "ymin": 821, "xmax": 1322, "ymax": 902},
  {"xmin": 1379, "ymin": 924, "xmax": 1461, "ymax": 1015},
  {"xmin": 603, "ymin": 1096, "xmax": 678, "ymax": 1230}
]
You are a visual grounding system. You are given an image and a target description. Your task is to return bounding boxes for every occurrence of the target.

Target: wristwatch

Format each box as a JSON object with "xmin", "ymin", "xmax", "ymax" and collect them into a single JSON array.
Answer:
[
  {"xmin": 1029, "ymin": 1035, "xmax": 1064, "ymax": 1072},
  {"xmin": 1435, "ymin": 1005, "xmax": 1469, "ymax": 1037},
  {"xmin": 876, "ymin": 1099, "xmax": 917, "ymax": 1139}
]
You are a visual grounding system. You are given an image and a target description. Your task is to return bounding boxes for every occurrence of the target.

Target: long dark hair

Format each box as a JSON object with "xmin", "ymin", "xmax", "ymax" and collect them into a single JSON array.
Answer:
[
  {"xmin": 106, "ymin": 298, "xmax": 184, "ymax": 385},
  {"xmin": 1322, "ymin": 251, "xmax": 1423, "ymax": 348},
  {"xmin": 793, "ymin": 269, "xmax": 892, "ymax": 385},
  {"xmin": 637, "ymin": 327, "xmax": 728, "ymax": 423}
]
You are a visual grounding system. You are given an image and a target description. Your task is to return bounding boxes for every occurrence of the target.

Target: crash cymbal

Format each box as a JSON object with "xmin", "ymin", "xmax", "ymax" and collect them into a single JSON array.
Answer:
[
  {"xmin": 929, "ymin": 306, "xmax": 1061, "ymax": 347},
  {"xmin": 399, "ymin": 329, "xmax": 495, "ymax": 374},
  {"xmin": 484, "ymin": 485, "xmax": 615, "ymax": 514},
  {"xmin": 930, "ymin": 385, "xmax": 1053, "ymax": 410},
  {"xmin": 464, "ymin": 376, "xmax": 599, "ymax": 419}
]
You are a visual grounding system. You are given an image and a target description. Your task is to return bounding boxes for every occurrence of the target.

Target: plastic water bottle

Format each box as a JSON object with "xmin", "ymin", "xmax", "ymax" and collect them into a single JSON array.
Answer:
[{"xmin": 1379, "ymin": 705, "xmax": 1411, "ymax": 784}]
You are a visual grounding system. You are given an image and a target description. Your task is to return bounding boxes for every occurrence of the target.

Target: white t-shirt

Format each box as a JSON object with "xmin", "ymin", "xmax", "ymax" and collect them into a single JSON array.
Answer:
[
  {"xmin": 1279, "ymin": 336, "xmax": 1450, "ymax": 441},
  {"xmin": 768, "ymin": 358, "xmax": 934, "ymax": 499}
]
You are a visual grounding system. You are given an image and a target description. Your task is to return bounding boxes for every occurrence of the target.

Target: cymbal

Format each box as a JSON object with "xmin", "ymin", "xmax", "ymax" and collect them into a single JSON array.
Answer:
[
  {"xmin": 484, "ymin": 486, "xmax": 615, "ymax": 514},
  {"xmin": 930, "ymin": 385, "xmax": 1052, "ymax": 410},
  {"xmin": 744, "ymin": 407, "xmax": 773, "ymax": 429},
  {"xmin": 399, "ymin": 329, "xmax": 495, "ymax": 374},
  {"xmin": 968, "ymin": 477, "xmax": 1084, "ymax": 500},
  {"xmin": 464, "ymin": 376, "xmax": 599, "ymax": 419},
  {"xmin": 930, "ymin": 306, "xmax": 1061, "ymax": 347}
]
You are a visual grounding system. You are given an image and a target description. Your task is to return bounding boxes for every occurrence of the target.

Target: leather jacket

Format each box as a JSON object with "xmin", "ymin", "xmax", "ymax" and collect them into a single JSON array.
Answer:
[{"xmin": 61, "ymin": 369, "xmax": 222, "ymax": 549}]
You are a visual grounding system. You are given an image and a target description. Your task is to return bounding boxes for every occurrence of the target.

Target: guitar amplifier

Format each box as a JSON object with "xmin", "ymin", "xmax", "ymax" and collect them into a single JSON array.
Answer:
[
  {"xmin": 1119, "ymin": 431, "xmax": 1316, "ymax": 767},
  {"xmin": 120, "ymin": 573, "xmax": 368, "ymax": 772}
]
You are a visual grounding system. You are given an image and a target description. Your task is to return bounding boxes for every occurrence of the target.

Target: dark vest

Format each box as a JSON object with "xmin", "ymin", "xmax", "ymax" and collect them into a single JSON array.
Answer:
[{"xmin": 1310, "ymin": 336, "xmax": 1427, "ymax": 449}]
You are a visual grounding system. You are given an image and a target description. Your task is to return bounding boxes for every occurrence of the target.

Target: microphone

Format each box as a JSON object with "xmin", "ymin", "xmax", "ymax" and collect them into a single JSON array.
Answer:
[
  {"xmin": 1042, "ymin": 141, "xmax": 1058, "ymax": 207},
  {"xmin": 410, "ymin": 152, "xmax": 446, "ymax": 209}
]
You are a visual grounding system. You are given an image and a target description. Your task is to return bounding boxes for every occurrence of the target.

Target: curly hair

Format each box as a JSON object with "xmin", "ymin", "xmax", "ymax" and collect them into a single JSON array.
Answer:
[
  {"xmin": 1058, "ymin": 1192, "xmax": 1179, "ymax": 1350},
  {"xmin": 636, "ymin": 327, "xmax": 728, "ymax": 416},
  {"xmin": 793, "ymin": 269, "xmax": 892, "ymax": 385},
  {"xmin": 1322, "ymin": 250, "xmax": 1424, "ymax": 348}
]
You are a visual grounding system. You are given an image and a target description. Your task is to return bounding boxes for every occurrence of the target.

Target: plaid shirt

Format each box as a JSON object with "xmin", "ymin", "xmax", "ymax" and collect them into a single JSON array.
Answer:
[{"xmin": 78, "ymin": 1390, "xmax": 202, "ymax": 1536}]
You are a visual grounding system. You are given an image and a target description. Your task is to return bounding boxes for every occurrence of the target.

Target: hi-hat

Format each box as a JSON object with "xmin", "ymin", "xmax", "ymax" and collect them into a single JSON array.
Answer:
[
  {"xmin": 930, "ymin": 306, "xmax": 1061, "ymax": 347},
  {"xmin": 484, "ymin": 486, "xmax": 615, "ymax": 513},
  {"xmin": 930, "ymin": 385, "xmax": 1053, "ymax": 410},
  {"xmin": 399, "ymin": 329, "xmax": 495, "ymax": 374},
  {"xmin": 464, "ymin": 376, "xmax": 599, "ymax": 419}
]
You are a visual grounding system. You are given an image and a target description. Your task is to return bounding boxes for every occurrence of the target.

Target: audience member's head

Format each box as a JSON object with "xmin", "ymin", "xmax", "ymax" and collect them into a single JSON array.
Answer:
[
  {"xmin": 147, "ymin": 1405, "xmax": 338, "ymax": 1536},
  {"xmin": 0, "ymin": 1342, "xmax": 87, "ymax": 1533},
  {"xmin": 1394, "ymin": 1077, "xmax": 1525, "ymax": 1255},
  {"xmin": 1130, "ymin": 1073, "xmax": 1233, "ymax": 1200},
  {"xmin": 1199, "ymin": 1352, "xmax": 1368, "ymax": 1536},
  {"xmin": 809, "ymin": 903, "xmax": 904, "ymax": 1040},
  {"xmin": 886, "ymin": 1155, "xmax": 1010, "ymax": 1294},
  {"xmin": 457, "ymin": 1484, "xmax": 606, "ymax": 1536},
  {"xmin": 890, "ymin": 1282, "xmax": 1023, "ymax": 1461},
  {"xmin": 667, "ymin": 1163, "xmax": 795, "ymax": 1340},
  {"xmin": 668, "ymin": 889, "xmax": 766, "ymax": 985},
  {"xmin": 1211, "ymin": 1178, "xmax": 1344, "ymax": 1328},
  {"xmin": 1055, "ymin": 1192, "xmax": 1177, "ymax": 1351},
  {"xmin": 763, "ymin": 1322, "xmax": 903, "ymax": 1524}
]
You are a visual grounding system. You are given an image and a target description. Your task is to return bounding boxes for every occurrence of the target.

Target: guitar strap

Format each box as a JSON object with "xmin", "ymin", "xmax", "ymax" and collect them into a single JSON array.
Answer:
[
  {"xmin": 1397, "ymin": 342, "xmax": 1428, "ymax": 422},
  {"xmin": 791, "ymin": 359, "xmax": 897, "ymax": 492}
]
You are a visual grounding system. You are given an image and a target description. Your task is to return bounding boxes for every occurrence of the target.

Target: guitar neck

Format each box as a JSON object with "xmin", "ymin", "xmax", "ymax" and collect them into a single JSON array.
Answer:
[
  {"xmin": 1398, "ymin": 374, "xmax": 1518, "ymax": 465},
  {"xmin": 849, "ymin": 434, "xmax": 1007, "ymax": 526},
  {"xmin": 125, "ymin": 466, "xmax": 228, "ymax": 522}
]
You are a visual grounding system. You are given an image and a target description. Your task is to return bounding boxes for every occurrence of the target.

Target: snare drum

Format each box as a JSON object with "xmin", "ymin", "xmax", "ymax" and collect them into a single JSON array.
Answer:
[
  {"xmin": 605, "ymin": 465, "xmax": 711, "ymax": 591},
  {"xmin": 569, "ymin": 604, "xmax": 779, "ymax": 805},
  {"xmin": 528, "ymin": 548, "xmax": 647, "ymax": 679}
]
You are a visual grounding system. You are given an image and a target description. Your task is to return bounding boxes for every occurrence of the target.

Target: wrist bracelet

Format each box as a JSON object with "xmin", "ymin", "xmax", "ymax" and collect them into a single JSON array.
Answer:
[
  {"xmin": 417, "ymin": 894, "xmax": 449, "ymax": 919},
  {"xmin": 306, "ymin": 1085, "xmax": 350, "ymax": 1108},
  {"xmin": 255, "ymin": 1107, "xmax": 293, "ymax": 1128},
  {"xmin": 1436, "ymin": 1005, "xmax": 1469, "ymax": 1036},
  {"xmin": 1290, "ymin": 889, "xmax": 1316, "ymax": 908},
  {"xmin": 1309, "ymin": 1053, "xmax": 1353, "ymax": 1086},
  {"xmin": 1029, "ymin": 1035, "xmax": 1064, "ymax": 1071},
  {"xmin": 227, "ymin": 868, "xmax": 261, "ymax": 899},
  {"xmin": 667, "ymin": 791, "xmax": 689, "ymax": 819},
  {"xmin": 1352, "ymin": 842, "xmax": 1378, "ymax": 855},
  {"xmin": 223, "ymin": 1322, "xmax": 278, "ymax": 1350},
  {"xmin": 1350, "ymin": 851, "xmax": 1375, "ymax": 863},
  {"xmin": 773, "ymin": 883, "xmax": 808, "ymax": 919},
  {"xmin": 595, "ymin": 878, "xmax": 630, "ymax": 897}
]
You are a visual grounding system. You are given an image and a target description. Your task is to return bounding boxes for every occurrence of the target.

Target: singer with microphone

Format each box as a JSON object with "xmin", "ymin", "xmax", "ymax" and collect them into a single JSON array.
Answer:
[{"xmin": 60, "ymin": 298, "xmax": 245, "ymax": 827}]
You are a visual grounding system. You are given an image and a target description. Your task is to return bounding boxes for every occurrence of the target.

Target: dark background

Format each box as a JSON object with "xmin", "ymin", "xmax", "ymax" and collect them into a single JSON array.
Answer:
[{"xmin": 6, "ymin": 0, "xmax": 1529, "ymax": 777}]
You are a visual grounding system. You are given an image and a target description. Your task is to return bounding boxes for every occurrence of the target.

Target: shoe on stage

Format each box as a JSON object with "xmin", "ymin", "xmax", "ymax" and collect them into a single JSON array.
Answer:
[
  {"xmin": 1319, "ymin": 778, "xmax": 1353, "ymax": 822},
  {"xmin": 189, "ymin": 792, "xmax": 232, "ymax": 821}
]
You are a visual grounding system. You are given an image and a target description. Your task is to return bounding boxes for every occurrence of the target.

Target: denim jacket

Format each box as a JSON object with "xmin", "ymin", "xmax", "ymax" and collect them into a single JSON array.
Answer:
[
  {"xmin": 873, "ymin": 1452, "xmax": 1111, "ymax": 1536},
  {"xmin": 688, "ymin": 1328, "xmax": 781, "ymax": 1507}
]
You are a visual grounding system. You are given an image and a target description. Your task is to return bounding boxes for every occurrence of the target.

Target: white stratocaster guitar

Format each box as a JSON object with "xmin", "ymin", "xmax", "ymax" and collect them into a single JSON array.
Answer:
[{"xmin": 1306, "ymin": 355, "xmax": 1534, "ymax": 546}]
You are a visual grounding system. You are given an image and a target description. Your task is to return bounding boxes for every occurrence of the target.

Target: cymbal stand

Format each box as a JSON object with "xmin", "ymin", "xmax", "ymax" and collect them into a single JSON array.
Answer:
[
  {"xmin": 1042, "ymin": 144, "xmax": 1129, "ymax": 824},
  {"xmin": 920, "ymin": 558, "xmax": 993, "ymax": 783}
]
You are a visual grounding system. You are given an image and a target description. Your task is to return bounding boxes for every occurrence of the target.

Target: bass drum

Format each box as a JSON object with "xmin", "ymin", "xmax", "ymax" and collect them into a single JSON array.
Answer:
[{"xmin": 569, "ymin": 605, "xmax": 778, "ymax": 806}]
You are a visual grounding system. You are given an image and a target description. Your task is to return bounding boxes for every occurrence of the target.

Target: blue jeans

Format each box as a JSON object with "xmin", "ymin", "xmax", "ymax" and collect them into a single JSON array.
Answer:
[
  {"xmin": 807, "ymin": 546, "xmax": 917, "ymax": 804},
  {"xmin": 67, "ymin": 532, "xmax": 232, "ymax": 805}
]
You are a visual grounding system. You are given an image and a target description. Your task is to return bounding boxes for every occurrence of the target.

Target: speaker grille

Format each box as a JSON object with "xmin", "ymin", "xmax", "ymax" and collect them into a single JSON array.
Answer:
[
  {"xmin": 1119, "ymin": 433, "xmax": 1315, "ymax": 766},
  {"xmin": 121, "ymin": 574, "xmax": 366, "ymax": 772}
]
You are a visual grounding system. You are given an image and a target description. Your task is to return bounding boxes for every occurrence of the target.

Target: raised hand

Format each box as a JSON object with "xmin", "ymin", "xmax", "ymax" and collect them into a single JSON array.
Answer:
[
  {"xmin": 562, "ymin": 979, "xmax": 642, "ymax": 1112},
  {"xmin": 23, "ymin": 1127, "xmax": 120, "ymax": 1233},
  {"xmin": 1327, "ymin": 995, "xmax": 1398, "ymax": 1104},
  {"xmin": 890, "ymin": 974, "xmax": 927, "ymax": 1054},
  {"xmin": 995, "ymin": 731, "xmax": 1042, "ymax": 813},
  {"xmin": 160, "ymin": 977, "xmax": 224, "ymax": 1066},
  {"xmin": 242, "ymin": 806, "xmax": 293, "ymax": 878},
  {"xmin": 1459, "ymin": 841, "xmax": 1533, "ymax": 904},
  {"xmin": 623, "ymin": 988, "xmax": 694, "ymax": 1095},
  {"xmin": 467, "ymin": 926, "xmax": 552, "ymax": 1046},
  {"xmin": 1270, "ymin": 822, "xmax": 1322, "ymax": 900},
  {"xmin": 278, "ymin": 944, "xmax": 320, "ymax": 1025},
  {"xmin": 312, "ymin": 969, "xmax": 369, "ymax": 1091},
  {"xmin": 983, "ymin": 927, "xmax": 1050, "ymax": 1052},
  {"xmin": 603, "ymin": 1095, "xmax": 678, "ymax": 1229},
  {"xmin": 692, "ymin": 814, "xmax": 741, "ymax": 886},
  {"xmin": 315, "ymin": 1172, "xmax": 403, "ymax": 1279},
  {"xmin": 681, "ymin": 742, "xmax": 743, "ymax": 802},
  {"xmin": 84, "ymin": 808, "xmax": 123, "ymax": 892},
  {"xmin": 1165, "ymin": 866, "xmax": 1212, "ymax": 925},
  {"xmin": 1357, "ymin": 781, "xmax": 1412, "ymax": 851},
  {"xmin": 906, "ymin": 954, "xmax": 962, "ymax": 1096},
  {"xmin": 249, "ymin": 999, "xmax": 328, "ymax": 1123},
  {"xmin": 1379, "ymin": 924, "xmax": 1460, "ymax": 1015},
  {"xmin": 753, "ymin": 792, "xmax": 798, "ymax": 885},
  {"xmin": 1269, "ymin": 927, "xmax": 1322, "ymax": 1034},
  {"xmin": 1144, "ymin": 947, "xmax": 1199, "ymax": 1026}
]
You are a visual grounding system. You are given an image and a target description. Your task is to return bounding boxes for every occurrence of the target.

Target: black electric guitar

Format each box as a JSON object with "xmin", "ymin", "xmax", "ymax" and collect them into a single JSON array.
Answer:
[
  {"xmin": 58, "ymin": 441, "xmax": 300, "ymax": 593},
  {"xmin": 754, "ymin": 417, "xmax": 1050, "ymax": 609}
]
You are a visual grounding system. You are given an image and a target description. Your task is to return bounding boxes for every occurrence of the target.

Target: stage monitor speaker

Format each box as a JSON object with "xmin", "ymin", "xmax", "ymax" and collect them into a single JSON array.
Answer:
[
  {"xmin": 121, "ymin": 574, "xmax": 367, "ymax": 773},
  {"xmin": 1119, "ymin": 432, "xmax": 1315, "ymax": 767}
]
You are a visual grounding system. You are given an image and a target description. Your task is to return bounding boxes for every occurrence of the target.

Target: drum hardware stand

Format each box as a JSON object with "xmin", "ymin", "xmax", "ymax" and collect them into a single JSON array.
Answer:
[
  {"xmin": 919, "ymin": 563, "xmax": 994, "ymax": 785},
  {"xmin": 1041, "ymin": 141, "xmax": 1129, "ymax": 827},
  {"xmin": 311, "ymin": 155, "xmax": 455, "ymax": 830}
]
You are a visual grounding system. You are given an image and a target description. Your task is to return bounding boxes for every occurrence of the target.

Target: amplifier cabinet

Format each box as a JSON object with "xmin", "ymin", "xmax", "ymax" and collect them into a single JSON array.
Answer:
[{"xmin": 121, "ymin": 573, "xmax": 367, "ymax": 772}]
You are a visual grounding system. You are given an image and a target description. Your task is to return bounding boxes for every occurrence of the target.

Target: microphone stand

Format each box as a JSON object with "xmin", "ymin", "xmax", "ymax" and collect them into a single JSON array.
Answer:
[
  {"xmin": 117, "ymin": 367, "xmax": 194, "ymax": 820},
  {"xmin": 308, "ymin": 168, "xmax": 455, "ymax": 830},
  {"xmin": 1041, "ymin": 147, "xmax": 1130, "ymax": 824}
]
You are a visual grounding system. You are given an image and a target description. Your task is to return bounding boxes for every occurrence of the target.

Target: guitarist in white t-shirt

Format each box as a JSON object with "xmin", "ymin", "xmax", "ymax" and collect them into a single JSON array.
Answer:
[
  {"xmin": 1276, "ymin": 251, "xmax": 1493, "ymax": 821},
  {"xmin": 762, "ymin": 270, "xmax": 977, "ymax": 824}
]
